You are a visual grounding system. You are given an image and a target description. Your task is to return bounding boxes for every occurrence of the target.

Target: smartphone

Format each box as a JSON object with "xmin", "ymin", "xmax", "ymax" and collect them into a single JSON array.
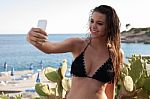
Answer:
[{"xmin": 37, "ymin": 20, "xmax": 47, "ymax": 31}]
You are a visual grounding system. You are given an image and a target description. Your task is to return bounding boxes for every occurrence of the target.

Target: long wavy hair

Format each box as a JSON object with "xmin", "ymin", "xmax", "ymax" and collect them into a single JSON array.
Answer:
[{"xmin": 89, "ymin": 5, "xmax": 123, "ymax": 83}]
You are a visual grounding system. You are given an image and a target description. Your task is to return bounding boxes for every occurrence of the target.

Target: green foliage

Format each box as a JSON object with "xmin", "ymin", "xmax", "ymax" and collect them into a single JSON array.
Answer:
[
  {"xmin": 35, "ymin": 83, "xmax": 52, "ymax": 96},
  {"xmin": 44, "ymin": 67, "xmax": 61, "ymax": 82},
  {"xmin": 123, "ymin": 76, "xmax": 133, "ymax": 92},
  {"xmin": 62, "ymin": 78, "xmax": 71, "ymax": 91},
  {"xmin": 143, "ymin": 78, "xmax": 150, "ymax": 93},
  {"xmin": 13, "ymin": 94, "xmax": 22, "ymax": 99},
  {"xmin": 118, "ymin": 55, "xmax": 150, "ymax": 98},
  {"xmin": 0, "ymin": 93, "xmax": 9, "ymax": 99},
  {"xmin": 0, "ymin": 92, "xmax": 22, "ymax": 99},
  {"xmin": 35, "ymin": 59, "xmax": 71, "ymax": 99},
  {"xmin": 128, "ymin": 55, "xmax": 143, "ymax": 83}
]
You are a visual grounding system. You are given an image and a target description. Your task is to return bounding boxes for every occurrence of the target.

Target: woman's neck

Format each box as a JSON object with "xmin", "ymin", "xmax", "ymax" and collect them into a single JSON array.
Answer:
[{"xmin": 90, "ymin": 37, "xmax": 107, "ymax": 50}]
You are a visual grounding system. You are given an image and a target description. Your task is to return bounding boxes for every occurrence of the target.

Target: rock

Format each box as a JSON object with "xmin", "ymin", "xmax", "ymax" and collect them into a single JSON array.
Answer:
[{"xmin": 121, "ymin": 27, "xmax": 150, "ymax": 44}]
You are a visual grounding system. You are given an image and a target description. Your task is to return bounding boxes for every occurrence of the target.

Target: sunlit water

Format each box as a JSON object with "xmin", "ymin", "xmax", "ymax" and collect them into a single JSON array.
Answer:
[{"xmin": 0, "ymin": 34, "xmax": 150, "ymax": 72}]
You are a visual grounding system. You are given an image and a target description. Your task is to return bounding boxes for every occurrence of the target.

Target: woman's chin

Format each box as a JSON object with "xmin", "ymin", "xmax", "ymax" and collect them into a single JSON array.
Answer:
[
  {"xmin": 91, "ymin": 33, "xmax": 106, "ymax": 39},
  {"xmin": 91, "ymin": 34, "xmax": 99, "ymax": 39}
]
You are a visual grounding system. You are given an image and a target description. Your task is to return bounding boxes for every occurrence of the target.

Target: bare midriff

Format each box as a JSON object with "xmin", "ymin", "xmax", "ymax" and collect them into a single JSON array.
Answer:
[{"xmin": 66, "ymin": 77, "xmax": 107, "ymax": 99}]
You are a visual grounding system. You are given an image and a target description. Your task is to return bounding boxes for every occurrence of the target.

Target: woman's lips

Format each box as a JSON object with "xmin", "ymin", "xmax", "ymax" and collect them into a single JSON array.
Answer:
[{"xmin": 91, "ymin": 30, "xmax": 97, "ymax": 34}]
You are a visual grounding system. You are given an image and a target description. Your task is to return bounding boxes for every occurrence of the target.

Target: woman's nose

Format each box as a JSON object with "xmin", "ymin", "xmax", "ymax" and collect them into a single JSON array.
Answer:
[{"xmin": 92, "ymin": 23, "xmax": 97, "ymax": 29}]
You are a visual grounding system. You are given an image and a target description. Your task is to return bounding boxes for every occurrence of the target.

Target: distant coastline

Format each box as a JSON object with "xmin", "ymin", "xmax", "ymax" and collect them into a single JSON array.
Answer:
[
  {"xmin": 1, "ymin": 29, "xmax": 150, "ymax": 44},
  {"xmin": 121, "ymin": 27, "xmax": 150, "ymax": 44}
]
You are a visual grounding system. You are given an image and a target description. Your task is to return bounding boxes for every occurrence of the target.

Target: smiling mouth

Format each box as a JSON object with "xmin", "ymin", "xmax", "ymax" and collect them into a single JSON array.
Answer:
[{"xmin": 91, "ymin": 30, "xmax": 98, "ymax": 34}]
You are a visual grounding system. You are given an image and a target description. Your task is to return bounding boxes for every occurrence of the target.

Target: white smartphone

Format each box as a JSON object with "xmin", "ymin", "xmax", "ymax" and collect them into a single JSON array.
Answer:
[{"xmin": 37, "ymin": 20, "xmax": 47, "ymax": 31}]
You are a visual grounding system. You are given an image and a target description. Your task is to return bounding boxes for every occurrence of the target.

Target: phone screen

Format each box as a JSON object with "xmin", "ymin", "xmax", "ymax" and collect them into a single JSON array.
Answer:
[{"xmin": 37, "ymin": 20, "xmax": 47, "ymax": 31}]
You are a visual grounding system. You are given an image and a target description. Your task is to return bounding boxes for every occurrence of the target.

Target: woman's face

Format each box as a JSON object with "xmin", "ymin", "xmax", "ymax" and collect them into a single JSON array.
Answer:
[{"xmin": 89, "ymin": 11, "xmax": 107, "ymax": 38}]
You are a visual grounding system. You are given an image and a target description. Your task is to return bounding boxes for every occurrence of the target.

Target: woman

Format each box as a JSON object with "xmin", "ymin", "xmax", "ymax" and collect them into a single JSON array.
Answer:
[{"xmin": 27, "ymin": 5, "xmax": 123, "ymax": 99}]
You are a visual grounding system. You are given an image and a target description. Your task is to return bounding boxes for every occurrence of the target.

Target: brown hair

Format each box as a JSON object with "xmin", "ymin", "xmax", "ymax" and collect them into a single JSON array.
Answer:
[{"xmin": 90, "ymin": 5, "xmax": 122, "ymax": 83}]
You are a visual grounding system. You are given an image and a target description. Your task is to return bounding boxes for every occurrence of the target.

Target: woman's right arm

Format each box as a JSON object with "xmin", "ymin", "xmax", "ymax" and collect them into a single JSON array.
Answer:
[{"xmin": 27, "ymin": 28, "xmax": 79, "ymax": 54}]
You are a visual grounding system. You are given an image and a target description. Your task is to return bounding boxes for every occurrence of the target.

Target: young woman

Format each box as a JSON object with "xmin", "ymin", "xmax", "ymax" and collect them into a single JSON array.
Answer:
[{"xmin": 27, "ymin": 5, "xmax": 123, "ymax": 99}]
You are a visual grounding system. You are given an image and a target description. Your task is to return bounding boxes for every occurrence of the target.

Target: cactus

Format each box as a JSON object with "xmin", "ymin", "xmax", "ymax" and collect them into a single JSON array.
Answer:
[
  {"xmin": 35, "ymin": 83, "xmax": 52, "ymax": 96},
  {"xmin": 13, "ymin": 94, "xmax": 22, "ymax": 99},
  {"xmin": 62, "ymin": 78, "xmax": 71, "ymax": 91},
  {"xmin": 143, "ymin": 78, "xmax": 150, "ymax": 93},
  {"xmin": 61, "ymin": 59, "xmax": 68, "ymax": 78},
  {"xmin": 35, "ymin": 59, "xmax": 71, "ymax": 99},
  {"xmin": 120, "ymin": 63, "xmax": 129, "ymax": 80},
  {"xmin": 123, "ymin": 76, "xmax": 133, "ymax": 92},
  {"xmin": 44, "ymin": 67, "xmax": 61, "ymax": 82},
  {"xmin": 118, "ymin": 55, "xmax": 150, "ymax": 98},
  {"xmin": 0, "ymin": 93, "xmax": 9, "ymax": 99},
  {"xmin": 0, "ymin": 92, "xmax": 22, "ymax": 99}
]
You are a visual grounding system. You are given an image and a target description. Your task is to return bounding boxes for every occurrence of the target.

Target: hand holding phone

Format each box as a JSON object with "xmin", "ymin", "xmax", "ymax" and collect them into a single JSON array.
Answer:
[
  {"xmin": 36, "ymin": 20, "xmax": 48, "ymax": 46},
  {"xmin": 37, "ymin": 20, "xmax": 47, "ymax": 31}
]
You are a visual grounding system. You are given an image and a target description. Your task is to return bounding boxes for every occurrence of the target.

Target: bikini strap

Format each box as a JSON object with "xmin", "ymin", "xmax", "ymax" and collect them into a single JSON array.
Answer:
[{"xmin": 83, "ymin": 38, "xmax": 91, "ymax": 52}]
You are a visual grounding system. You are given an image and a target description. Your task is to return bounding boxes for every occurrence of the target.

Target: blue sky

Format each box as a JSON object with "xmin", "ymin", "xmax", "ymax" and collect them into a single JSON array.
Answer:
[{"xmin": 0, "ymin": 0, "xmax": 150, "ymax": 34}]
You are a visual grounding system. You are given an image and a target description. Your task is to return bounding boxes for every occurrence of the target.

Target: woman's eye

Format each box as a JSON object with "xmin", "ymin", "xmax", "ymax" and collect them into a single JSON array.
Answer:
[
  {"xmin": 90, "ymin": 20, "xmax": 94, "ymax": 23},
  {"xmin": 97, "ymin": 23, "xmax": 103, "ymax": 25}
]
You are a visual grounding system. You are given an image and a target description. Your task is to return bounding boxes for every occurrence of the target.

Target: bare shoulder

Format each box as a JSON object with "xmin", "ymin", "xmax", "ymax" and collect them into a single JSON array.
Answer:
[
  {"xmin": 66, "ymin": 37, "xmax": 84, "ymax": 44},
  {"xmin": 68, "ymin": 37, "xmax": 87, "ymax": 54},
  {"xmin": 69, "ymin": 37, "xmax": 85, "ymax": 49}
]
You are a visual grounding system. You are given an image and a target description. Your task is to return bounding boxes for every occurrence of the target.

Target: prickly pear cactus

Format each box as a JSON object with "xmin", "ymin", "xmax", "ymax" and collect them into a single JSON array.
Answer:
[
  {"xmin": 142, "ymin": 78, "xmax": 150, "ymax": 93},
  {"xmin": 123, "ymin": 76, "xmax": 133, "ymax": 92},
  {"xmin": 44, "ymin": 67, "xmax": 61, "ymax": 82},
  {"xmin": 0, "ymin": 93, "xmax": 9, "ymax": 99},
  {"xmin": 0, "ymin": 92, "xmax": 22, "ymax": 99},
  {"xmin": 13, "ymin": 94, "xmax": 22, "ymax": 99},
  {"xmin": 119, "ymin": 55, "xmax": 150, "ymax": 98},
  {"xmin": 35, "ymin": 59, "xmax": 71, "ymax": 99},
  {"xmin": 35, "ymin": 83, "xmax": 52, "ymax": 96},
  {"xmin": 61, "ymin": 59, "xmax": 68, "ymax": 78},
  {"xmin": 120, "ymin": 63, "xmax": 129, "ymax": 80},
  {"xmin": 128, "ymin": 55, "xmax": 143, "ymax": 83},
  {"xmin": 62, "ymin": 78, "xmax": 71, "ymax": 91}
]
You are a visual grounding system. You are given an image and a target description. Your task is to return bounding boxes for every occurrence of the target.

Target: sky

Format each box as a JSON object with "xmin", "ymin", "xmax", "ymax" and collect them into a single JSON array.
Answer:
[{"xmin": 0, "ymin": 0, "xmax": 150, "ymax": 34}]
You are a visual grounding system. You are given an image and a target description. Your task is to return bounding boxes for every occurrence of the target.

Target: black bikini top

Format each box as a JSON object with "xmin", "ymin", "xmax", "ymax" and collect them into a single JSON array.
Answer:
[{"xmin": 71, "ymin": 39, "xmax": 115, "ymax": 83}]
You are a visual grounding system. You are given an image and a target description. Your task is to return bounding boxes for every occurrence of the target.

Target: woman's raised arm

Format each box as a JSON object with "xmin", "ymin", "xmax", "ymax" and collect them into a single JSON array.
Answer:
[{"xmin": 27, "ymin": 28, "xmax": 80, "ymax": 54}]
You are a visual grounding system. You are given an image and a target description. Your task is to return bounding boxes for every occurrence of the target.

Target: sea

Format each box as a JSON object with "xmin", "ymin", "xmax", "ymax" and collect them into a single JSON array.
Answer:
[{"xmin": 0, "ymin": 34, "xmax": 150, "ymax": 72}]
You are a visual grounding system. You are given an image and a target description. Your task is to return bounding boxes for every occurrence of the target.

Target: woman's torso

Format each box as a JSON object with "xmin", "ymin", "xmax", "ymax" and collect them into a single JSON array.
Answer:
[
  {"xmin": 67, "ymin": 77, "xmax": 107, "ymax": 99},
  {"xmin": 67, "ymin": 38, "xmax": 114, "ymax": 99}
]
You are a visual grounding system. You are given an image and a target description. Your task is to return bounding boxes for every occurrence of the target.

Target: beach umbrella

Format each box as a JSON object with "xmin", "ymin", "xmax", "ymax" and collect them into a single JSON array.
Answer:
[
  {"xmin": 36, "ymin": 72, "xmax": 40, "ymax": 83},
  {"xmin": 4, "ymin": 61, "xmax": 7, "ymax": 71},
  {"xmin": 11, "ymin": 67, "xmax": 14, "ymax": 76},
  {"xmin": 29, "ymin": 63, "xmax": 33, "ymax": 70},
  {"xmin": 39, "ymin": 60, "xmax": 43, "ymax": 70}
]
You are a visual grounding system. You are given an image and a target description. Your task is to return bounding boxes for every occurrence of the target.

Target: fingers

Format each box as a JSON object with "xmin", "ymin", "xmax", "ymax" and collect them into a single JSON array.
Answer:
[
  {"xmin": 32, "ymin": 28, "xmax": 48, "ymax": 36},
  {"xmin": 30, "ymin": 36, "xmax": 47, "ymax": 42},
  {"xmin": 27, "ymin": 27, "xmax": 48, "ymax": 46},
  {"xmin": 32, "ymin": 32, "xmax": 48, "ymax": 40}
]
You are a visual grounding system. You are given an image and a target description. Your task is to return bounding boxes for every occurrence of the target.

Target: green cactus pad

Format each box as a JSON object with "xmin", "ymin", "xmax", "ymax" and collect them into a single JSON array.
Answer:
[
  {"xmin": 60, "ymin": 59, "xmax": 68, "ymax": 78},
  {"xmin": 128, "ymin": 57, "xmax": 144, "ymax": 83},
  {"xmin": 57, "ymin": 82, "xmax": 63, "ymax": 98},
  {"xmin": 0, "ymin": 95, "xmax": 9, "ymax": 99},
  {"xmin": 120, "ymin": 65, "xmax": 128, "ymax": 80},
  {"xmin": 142, "ymin": 78, "xmax": 150, "ymax": 92},
  {"xmin": 62, "ymin": 78, "xmax": 71, "ymax": 91},
  {"xmin": 123, "ymin": 76, "xmax": 133, "ymax": 92},
  {"xmin": 122, "ymin": 64, "xmax": 128, "ymax": 75},
  {"xmin": 35, "ymin": 83, "xmax": 51, "ymax": 96},
  {"xmin": 57, "ymin": 67, "xmax": 63, "ymax": 80},
  {"xmin": 136, "ymin": 73, "xmax": 146, "ymax": 89},
  {"xmin": 44, "ymin": 67, "xmax": 61, "ymax": 82}
]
